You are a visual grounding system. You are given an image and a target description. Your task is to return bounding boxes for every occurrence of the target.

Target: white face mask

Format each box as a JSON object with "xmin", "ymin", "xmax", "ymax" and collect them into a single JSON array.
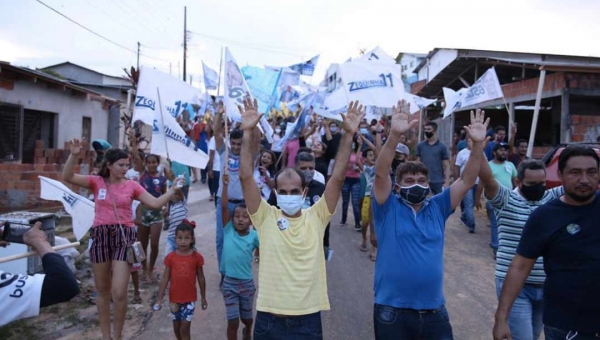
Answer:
[
  {"xmin": 275, "ymin": 128, "xmax": 281, "ymax": 134},
  {"xmin": 277, "ymin": 193, "xmax": 305, "ymax": 216}
]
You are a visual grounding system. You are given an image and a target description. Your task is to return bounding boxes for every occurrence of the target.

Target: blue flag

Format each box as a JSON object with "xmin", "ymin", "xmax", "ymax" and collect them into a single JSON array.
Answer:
[
  {"xmin": 241, "ymin": 66, "xmax": 281, "ymax": 114},
  {"xmin": 289, "ymin": 55, "xmax": 320, "ymax": 76}
]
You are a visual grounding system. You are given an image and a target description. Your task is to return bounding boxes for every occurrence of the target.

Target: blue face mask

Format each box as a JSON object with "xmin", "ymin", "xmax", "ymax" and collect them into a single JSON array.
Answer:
[
  {"xmin": 360, "ymin": 128, "xmax": 369, "ymax": 135},
  {"xmin": 277, "ymin": 193, "xmax": 305, "ymax": 215}
]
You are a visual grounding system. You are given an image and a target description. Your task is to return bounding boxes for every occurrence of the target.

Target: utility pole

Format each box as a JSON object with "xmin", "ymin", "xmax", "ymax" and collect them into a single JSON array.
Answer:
[
  {"xmin": 137, "ymin": 41, "xmax": 140, "ymax": 70},
  {"xmin": 169, "ymin": 62, "xmax": 172, "ymax": 75},
  {"xmin": 183, "ymin": 6, "xmax": 187, "ymax": 82},
  {"xmin": 178, "ymin": 61, "xmax": 181, "ymax": 79}
]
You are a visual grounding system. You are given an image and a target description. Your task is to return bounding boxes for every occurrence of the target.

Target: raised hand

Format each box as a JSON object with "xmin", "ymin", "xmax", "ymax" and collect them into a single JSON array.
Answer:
[
  {"xmin": 238, "ymin": 97, "xmax": 263, "ymax": 131},
  {"xmin": 341, "ymin": 101, "xmax": 365, "ymax": 134},
  {"xmin": 390, "ymin": 100, "xmax": 418, "ymax": 136},
  {"xmin": 510, "ymin": 122, "xmax": 517, "ymax": 136},
  {"xmin": 464, "ymin": 109, "xmax": 490, "ymax": 143},
  {"xmin": 69, "ymin": 138, "xmax": 83, "ymax": 156},
  {"xmin": 216, "ymin": 100, "xmax": 225, "ymax": 116}
]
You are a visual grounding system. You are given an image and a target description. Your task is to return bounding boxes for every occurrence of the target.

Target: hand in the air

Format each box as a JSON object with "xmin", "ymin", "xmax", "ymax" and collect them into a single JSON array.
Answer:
[
  {"xmin": 390, "ymin": 100, "xmax": 419, "ymax": 136},
  {"xmin": 464, "ymin": 109, "xmax": 490, "ymax": 143},
  {"xmin": 341, "ymin": 101, "xmax": 366, "ymax": 134}
]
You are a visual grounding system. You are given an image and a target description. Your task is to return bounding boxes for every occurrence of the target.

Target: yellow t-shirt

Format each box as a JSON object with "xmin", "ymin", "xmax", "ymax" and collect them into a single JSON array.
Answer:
[{"xmin": 250, "ymin": 196, "xmax": 333, "ymax": 315}]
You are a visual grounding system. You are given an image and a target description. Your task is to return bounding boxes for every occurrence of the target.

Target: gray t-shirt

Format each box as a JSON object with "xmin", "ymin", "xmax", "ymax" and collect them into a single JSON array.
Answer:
[
  {"xmin": 216, "ymin": 146, "xmax": 244, "ymax": 200},
  {"xmin": 416, "ymin": 140, "xmax": 449, "ymax": 184}
]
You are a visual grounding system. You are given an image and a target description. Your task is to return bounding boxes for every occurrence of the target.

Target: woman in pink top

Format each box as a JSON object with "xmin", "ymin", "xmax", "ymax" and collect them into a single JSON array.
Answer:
[
  {"xmin": 341, "ymin": 135, "xmax": 364, "ymax": 231},
  {"xmin": 62, "ymin": 139, "xmax": 182, "ymax": 340}
]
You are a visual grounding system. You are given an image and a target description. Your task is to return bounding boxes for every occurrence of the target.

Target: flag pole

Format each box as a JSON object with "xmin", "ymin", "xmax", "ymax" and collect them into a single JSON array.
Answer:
[
  {"xmin": 156, "ymin": 87, "xmax": 170, "ymax": 160},
  {"xmin": 217, "ymin": 47, "xmax": 224, "ymax": 97},
  {"xmin": 0, "ymin": 242, "xmax": 80, "ymax": 264},
  {"xmin": 526, "ymin": 69, "xmax": 546, "ymax": 158},
  {"xmin": 223, "ymin": 113, "xmax": 229, "ymax": 176}
]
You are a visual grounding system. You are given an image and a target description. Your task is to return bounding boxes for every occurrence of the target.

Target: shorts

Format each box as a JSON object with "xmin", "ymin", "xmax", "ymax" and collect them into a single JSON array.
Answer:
[
  {"xmin": 140, "ymin": 207, "xmax": 163, "ymax": 227},
  {"xmin": 89, "ymin": 225, "xmax": 137, "ymax": 264},
  {"xmin": 170, "ymin": 301, "xmax": 196, "ymax": 321},
  {"xmin": 221, "ymin": 276, "xmax": 256, "ymax": 320},
  {"xmin": 165, "ymin": 236, "xmax": 176, "ymax": 256},
  {"xmin": 361, "ymin": 196, "xmax": 371, "ymax": 225}
]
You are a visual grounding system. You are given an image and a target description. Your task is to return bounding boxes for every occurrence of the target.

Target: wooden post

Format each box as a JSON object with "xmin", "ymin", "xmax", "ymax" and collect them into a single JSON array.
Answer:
[{"xmin": 560, "ymin": 91, "xmax": 570, "ymax": 143}]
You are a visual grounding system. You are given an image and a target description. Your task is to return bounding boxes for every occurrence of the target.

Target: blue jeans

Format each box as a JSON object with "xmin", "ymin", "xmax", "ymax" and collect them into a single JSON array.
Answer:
[
  {"xmin": 544, "ymin": 326, "xmax": 599, "ymax": 340},
  {"xmin": 461, "ymin": 184, "xmax": 477, "ymax": 230},
  {"xmin": 215, "ymin": 197, "xmax": 242, "ymax": 272},
  {"xmin": 341, "ymin": 177, "xmax": 361, "ymax": 226},
  {"xmin": 487, "ymin": 201, "xmax": 498, "ymax": 250},
  {"xmin": 495, "ymin": 277, "xmax": 544, "ymax": 340},
  {"xmin": 373, "ymin": 304, "xmax": 453, "ymax": 340},
  {"xmin": 254, "ymin": 311, "xmax": 322, "ymax": 340}
]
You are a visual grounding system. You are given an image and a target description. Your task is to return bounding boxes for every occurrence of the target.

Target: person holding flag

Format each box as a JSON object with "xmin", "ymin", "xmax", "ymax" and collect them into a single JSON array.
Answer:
[{"xmin": 239, "ymin": 98, "xmax": 364, "ymax": 339}]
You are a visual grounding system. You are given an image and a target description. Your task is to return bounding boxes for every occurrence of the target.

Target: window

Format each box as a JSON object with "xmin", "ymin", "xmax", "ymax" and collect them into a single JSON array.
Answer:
[{"xmin": 82, "ymin": 117, "xmax": 92, "ymax": 143}]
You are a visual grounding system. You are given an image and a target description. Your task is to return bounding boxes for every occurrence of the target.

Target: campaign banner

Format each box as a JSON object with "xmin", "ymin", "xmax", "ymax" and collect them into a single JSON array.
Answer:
[
  {"xmin": 202, "ymin": 62, "xmax": 219, "ymax": 90},
  {"xmin": 133, "ymin": 66, "xmax": 203, "ymax": 126},
  {"xmin": 241, "ymin": 66, "xmax": 280, "ymax": 114},
  {"xmin": 337, "ymin": 61, "xmax": 434, "ymax": 114},
  {"xmin": 151, "ymin": 99, "xmax": 209, "ymax": 169},
  {"xmin": 355, "ymin": 46, "xmax": 396, "ymax": 64},
  {"xmin": 443, "ymin": 67, "xmax": 504, "ymax": 118},
  {"xmin": 39, "ymin": 176, "xmax": 95, "ymax": 241},
  {"xmin": 313, "ymin": 88, "xmax": 348, "ymax": 121},
  {"xmin": 289, "ymin": 55, "xmax": 320, "ymax": 76},
  {"xmin": 224, "ymin": 48, "xmax": 273, "ymax": 141}
]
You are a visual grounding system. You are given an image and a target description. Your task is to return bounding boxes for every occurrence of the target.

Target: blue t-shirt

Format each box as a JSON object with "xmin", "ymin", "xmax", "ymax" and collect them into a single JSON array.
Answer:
[
  {"xmin": 169, "ymin": 161, "xmax": 191, "ymax": 186},
  {"xmin": 139, "ymin": 171, "xmax": 166, "ymax": 198},
  {"xmin": 220, "ymin": 221, "xmax": 259, "ymax": 280},
  {"xmin": 372, "ymin": 189, "xmax": 453, "ymax": 309}
]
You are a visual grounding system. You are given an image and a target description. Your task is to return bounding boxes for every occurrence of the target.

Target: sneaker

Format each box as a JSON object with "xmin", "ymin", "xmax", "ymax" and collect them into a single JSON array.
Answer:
[
  {"xmin": 469, "ymin": 227, "xmax": 475, "ymax": 234},
  {"xmin": 354, "ymin": 224, "xmax": 362, "ymax": 232},
  {"xmin": 340, "ymin": 220, "xmax": 346, "ymax": 226}
]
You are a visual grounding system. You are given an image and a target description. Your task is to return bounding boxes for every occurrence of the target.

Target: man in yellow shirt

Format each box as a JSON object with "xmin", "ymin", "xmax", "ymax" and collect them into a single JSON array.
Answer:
[{"xmin": 239, "ymin": 98, "xmax": 364, "ymax": 339}]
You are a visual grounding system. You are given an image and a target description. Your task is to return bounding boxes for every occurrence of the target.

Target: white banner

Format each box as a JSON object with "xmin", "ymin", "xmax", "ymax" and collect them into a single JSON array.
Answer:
[
  {"xmin": 355, "ymin": 46, "xmax": 396, "ymax": 64},
  {"xmin": 151, "ymin": 94, "xmax": 209, "ymax": 169},
  {"xmin": 132, "ymin": 66, "xmax": 203, "ymax": 126},
  {"xmin": 337, "ymin": 61, "xmax": 433, "ymax": 114},
  {"xmin": 202, "ymin": 62, "xmax": 219, "ymax": 90},
  {"xmin": 39, "ymin": 176, "xmax": 95, "ymax": 241},
  {"xmin": 224, "ymin": 48, "xmax": 274, "ymax": 141},
  {"xmin": 313, "ymin": 88, "xmax": 348, "ymax": 121},
  {"xmin": 443, "ymin": 67, "xmax": 504, "ymax": 118}
]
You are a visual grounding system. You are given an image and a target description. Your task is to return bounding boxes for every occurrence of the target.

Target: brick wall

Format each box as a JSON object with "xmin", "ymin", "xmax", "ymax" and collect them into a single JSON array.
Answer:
[
  {"xmin": 0, "ymin": 140, "xmax": 95, "ymax": 213},
  {"xmin": 565, "ymin": 73, "xmax": 600, "ymax": 89},
  {"xmin": 411, "ymin": 79, "xmax": 426, "ymax": 95},
  {"xmin": 569, "ymin": 115, "xmax": 600, "ymax": 142},
  {"xmin": 502, "ymin": 72, "xmax": 566, "ymax": 100}
]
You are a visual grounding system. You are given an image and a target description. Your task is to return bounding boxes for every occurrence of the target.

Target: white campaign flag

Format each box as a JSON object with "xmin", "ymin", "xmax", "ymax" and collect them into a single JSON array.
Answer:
[
  {"xmin": 224, "ymin": 48, "xmax": 274, "ymax": 141},
  {"xmin": 39, "ymin": 176, "xmax": 94, "ymax": 241},
  {"xmin": 442, "ymin": 67, "xmax": 504, "ymax": 118},
  {"xmin": 132, "ymin": 66, "xmax": 202, "ymax": 126},
  {"xmin": 337, "ymin": 61, "xmax": 433, "ymax": 114},
  {"xmin": 355, "ymin": 46, "xmax": 397, "ymax": 64},
  {"xmin": 313, "ymin": 88, "xmax": 348, "ymax": 121},
  {"xmin": 151, "ymin": 98, "xmax": 209, "ymax": 169},
  {"xmin": 202, "ymin": 62, "xmax": 219, "ymax": 90}
]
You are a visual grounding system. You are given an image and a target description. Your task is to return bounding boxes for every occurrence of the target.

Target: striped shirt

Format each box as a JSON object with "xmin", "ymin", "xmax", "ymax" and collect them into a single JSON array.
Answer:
[
  {"xmin": 168, "ymin": 199, "xmax": 188, "ymax": 239},
  {"xmin": 488, "ymin": 184, "xmax": 564, "ymax": 284}
]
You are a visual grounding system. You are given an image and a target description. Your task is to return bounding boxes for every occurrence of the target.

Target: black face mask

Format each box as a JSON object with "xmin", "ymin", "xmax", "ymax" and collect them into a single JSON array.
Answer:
[
  {"xmin": 520, "ymin": 183, "xmax": 546, "ymax": 201},
  {"xmin": 424, "ymin": 132, "xmax": 434, "ymax": 139},
  {"xmin": 397, "ymin": 184, "xmax": 430, "ymax": 205}
]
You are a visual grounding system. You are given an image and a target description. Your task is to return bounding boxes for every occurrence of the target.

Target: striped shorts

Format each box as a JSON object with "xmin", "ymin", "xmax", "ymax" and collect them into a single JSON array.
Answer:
[
  {"xmin": 89, "ymin": 225, "xmax": 137, "ymax": 264},
  {"xmin": 221, "ymin": 276, "xmax": 256, "ymax": 320}
]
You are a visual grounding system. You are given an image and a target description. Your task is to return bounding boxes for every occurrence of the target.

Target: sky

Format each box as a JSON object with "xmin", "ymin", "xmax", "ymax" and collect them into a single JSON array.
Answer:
[{"xmin": 2, "ymin": 0, "xmax": 600, "ymax": 88}]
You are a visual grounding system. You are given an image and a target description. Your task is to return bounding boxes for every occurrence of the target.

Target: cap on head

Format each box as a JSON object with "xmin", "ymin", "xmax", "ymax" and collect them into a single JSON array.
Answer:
[
  {"xmin": 493, "ymin": 142, "xmax": 509, "ymax": 152},
  {"xmin": 395, "ymin": 143, "xmax": 410, "ymax": 155}
]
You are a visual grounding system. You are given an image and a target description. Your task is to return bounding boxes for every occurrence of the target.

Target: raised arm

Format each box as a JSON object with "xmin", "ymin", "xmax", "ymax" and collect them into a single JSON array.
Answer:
[
  {"xmin": 449, "ymin": 109, "xmax": 489, "ymax": 210},
  {"xmin": 478, "ymin": 143, "xmax": 500, "ymax": 201},
  {"xmin": 128, "ymin": 129, "xmax": 144, "ymax": 173},
  {"xmin": 508, "ymin": 122, "xmax": 517, "ymax": 156},
  {"xmin": 324, "ymin": 101, "xmax": 365, "ymax": 214},
  {"xmin": 221, "ymin": 173, "xmax": 231, "ymax": 226},
  {"xmin": 62, "ymin": 138, "xmax": 91, "ymax": 188},
  {"xmin": 238, "ymin": 98, "xmax": 264, "ymax": 215},
  {"xmin": 136, "ymin": 179, "xmax": 182, "ymax": 210},
  {"xmin": 373, "ymin": 100, "xmax": 418, "ymax": 205},
  {"xmin": 213, "ymin": 101, "xmax": 225, "ymax": 152}
]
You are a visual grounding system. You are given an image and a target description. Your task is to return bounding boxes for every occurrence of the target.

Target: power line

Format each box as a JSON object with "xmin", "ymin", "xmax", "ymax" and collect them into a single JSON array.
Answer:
[{"xmin": 35, "ymin": 0, "xmax": 172, "ymax": 62}]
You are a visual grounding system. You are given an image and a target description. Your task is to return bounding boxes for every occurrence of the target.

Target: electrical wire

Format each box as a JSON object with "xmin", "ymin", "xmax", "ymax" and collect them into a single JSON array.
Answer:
[{"xmin": 35, "ymin": 0, "xmax": 172, "ymax": 62}]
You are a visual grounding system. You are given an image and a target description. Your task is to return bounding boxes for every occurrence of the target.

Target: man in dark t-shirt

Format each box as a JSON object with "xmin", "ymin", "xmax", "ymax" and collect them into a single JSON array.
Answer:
[{"xmin": 493, "ymin": 146, "xmax": 600, "ymax": 340}]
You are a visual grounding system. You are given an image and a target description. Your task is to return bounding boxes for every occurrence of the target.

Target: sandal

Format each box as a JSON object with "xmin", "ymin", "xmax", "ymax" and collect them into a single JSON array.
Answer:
[
  {"xmin": 360, "ymin": 244, "xmax": 368, "ymax": 252},
  {"xmin": 370, "ymin": 253, "xmax": 377, "ymax": 261},
  {"xmin": 132, "ymin": 296, "xmax": 142, "ymax": 304}
]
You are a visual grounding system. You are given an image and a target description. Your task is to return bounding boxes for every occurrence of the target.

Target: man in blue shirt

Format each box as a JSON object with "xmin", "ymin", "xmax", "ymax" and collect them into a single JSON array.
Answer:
[{"xmin": 372, "ymin": 102, "xmax": 488, "ymax": 339}]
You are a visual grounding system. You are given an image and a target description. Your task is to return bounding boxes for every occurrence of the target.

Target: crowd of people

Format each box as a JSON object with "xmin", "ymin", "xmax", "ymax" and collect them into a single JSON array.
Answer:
[{"xmin": 29, "ymin": 96, "xmax": 597, "ymax": 340}]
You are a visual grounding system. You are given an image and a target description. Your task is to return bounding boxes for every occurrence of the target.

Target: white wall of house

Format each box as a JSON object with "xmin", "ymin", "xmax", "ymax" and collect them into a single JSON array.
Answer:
[
  {"xmin": 0, "ymin": 80, "xmax": 109, "ymax": 148},
  {"xmin": 417, "ymin": 49, "xmax": 458, "ymax": 83}
]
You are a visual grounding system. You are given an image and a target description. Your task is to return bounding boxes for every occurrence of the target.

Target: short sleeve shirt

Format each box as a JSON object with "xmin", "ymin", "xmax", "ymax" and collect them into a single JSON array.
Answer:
[
  {"xmin": 249, "ymin": 197, "xmax": 334, "ymax": 315},
  {"xmin": 208, "ymin": 137, "xmax": 221, "ymax": 172},
  {"xmin": 217, "ymin": 145, "xmax": 243, "ymax": 200},
  {"xmin": 220, "ymin": 221, "xmax": 260, "ymax": 280},
  {"xmin": 164, "ymin": 251, "xmax": 205, "ymax": 303},
  {"xmin": 489, "ymin": 161, "xmax": 517, "ymax": 189},
  {"xmin": 372, "ymin": 189, "xmax": 453, "ymax": 309},
  {"xmin": 416, "ymin": 140, "xmax": 449, "ymax": 184},
  {"xmin": 88, "ymin": 176, "xmax": 145, "ymax": 227},
  {"xmin": 517, "ymin": 193, "xmax": 600, "ymax": 333},
  {"xmin": 0, "ymin": 271, "xmax": 45, "ymax": 327},
  {"xmin": 139, "ymin": 172, "xmax": 166, "ymax": 198},
  {"xmin": 454, "ymin": 148, "xmax": 479, "ymax": 184}
]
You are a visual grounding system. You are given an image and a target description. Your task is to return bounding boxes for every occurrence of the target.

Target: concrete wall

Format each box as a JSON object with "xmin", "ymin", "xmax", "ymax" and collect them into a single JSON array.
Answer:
[
  {"xmin": 417, "ymin": 49, "xmax": 458, "ymax": 83},
  {"xmin": 0, "ymin": 80, "xmax": 109, "ymax": 149}
]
